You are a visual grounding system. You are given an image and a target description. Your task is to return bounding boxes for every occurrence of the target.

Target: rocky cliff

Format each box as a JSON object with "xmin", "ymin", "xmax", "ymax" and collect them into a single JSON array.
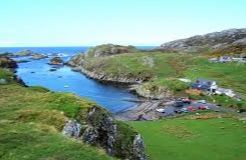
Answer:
[
  {"xmin": 0, "ymin": 56, "xmax": 26, "ymax": 86},
  {"xmin": 0, "ymin": 56, "xmax": 18, "ymax": 69},
  {"xmin": 62, "ymin": 106, "xmax": 146, "ymax": 160},
  {"xmin": 157, "ymin": 28, "xmax": 246, "ymax": 54}
]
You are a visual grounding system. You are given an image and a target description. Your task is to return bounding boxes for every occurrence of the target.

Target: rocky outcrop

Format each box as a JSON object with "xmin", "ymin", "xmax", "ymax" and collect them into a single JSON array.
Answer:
[
  {"xmin": 0, "ymin": 52, "xmax": 14, "ymax": 57},
  {"xmin": 67, "ymin": 50, "xmax": 148, "ymax": 85},
  {"xmin": 131, "ymin": 84, "xmax": 173, "ymax": 100},
  {"xmin": 62, "ymin": 106, "xmax": 146, "ymax": 160},
  {"xmin": 14, "ymin": 50, "xmax": 34, "ymax": 57},
  {"xmin": 67, "ymin": 44, "xmax": 170, "ymax": 99},
  {"xmin": 85, "ymin": 44, "xmax": 138, "ymax": 58},
  {"xmin": 69, "ymin": 66, "xmax": 141, "ymax": 84},
  {"xmin": 0, "ymin": 56, "xmax": 26, "ymax": 86},
  {"xmin": 48, "ymin": 56, "xmax": 64, "ymax": 65},
  {"xmin": 157, "ymin": 28, "xmax": 246, "ymax": 54},
  {"xmin": 67, "ymin": 53, "xmax": 169, "ymax": 99},
  {"xmin": 8, "ymin": 50, "xmax": 49, "ymax": 60},
  {"xmin": 133, "ymin": 134, "xmax": 146, "ymax": 160},
  {"xmin": 62, "ymin": 120, "xmax": 82, "ymax": 138},
  {"xmin": 0, "ymin": 56, "xmax": 18, "ymax": 69},
  {"xmin": 30, "ymin": 54, "xmax": 48, "ymax": 60}
]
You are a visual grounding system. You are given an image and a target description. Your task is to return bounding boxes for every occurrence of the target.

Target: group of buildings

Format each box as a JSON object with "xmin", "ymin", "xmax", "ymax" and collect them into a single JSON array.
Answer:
[
  {"xmin": 209, "ymin": 56, "xmax": 246, "ymax": 63},
  {"xmin": 190, "ymin": 78, "xmax": 236, "ymax": 98}
]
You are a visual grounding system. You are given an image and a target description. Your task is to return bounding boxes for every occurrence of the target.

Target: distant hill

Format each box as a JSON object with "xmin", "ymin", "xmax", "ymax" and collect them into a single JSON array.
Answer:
[
  {"xmin": 85, "ymin": 44, "xmax": 139, "ymax": 58},
  {"xmin": 157, "ymin": 28, "xmax": 246, "ymax": 55}
]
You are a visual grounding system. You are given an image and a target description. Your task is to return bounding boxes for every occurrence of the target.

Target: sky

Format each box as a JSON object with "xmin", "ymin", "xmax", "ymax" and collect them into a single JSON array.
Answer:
[{"xmin": 0, "ymin": 0, "xmax": 245, "ymax": 47}]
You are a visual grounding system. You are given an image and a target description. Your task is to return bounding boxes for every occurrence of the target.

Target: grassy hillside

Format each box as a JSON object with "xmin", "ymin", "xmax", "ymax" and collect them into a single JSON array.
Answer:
[
  {"xmin": 128, "ymin": 115, "xmax": 246, "ymax": 160},
  {"xmin": 0, "ymin": 69, "xmax": 114, "ymax": 160},
  {"xmin": 80, "ymin": 52, "xmax": 246, "ymax": 103},
  {"xmin": 82, "ymin": 52, "xmax": 245, "ymax": 92}
]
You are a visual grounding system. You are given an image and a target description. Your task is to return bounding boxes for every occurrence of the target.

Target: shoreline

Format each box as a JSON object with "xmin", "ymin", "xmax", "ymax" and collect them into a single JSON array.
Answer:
[
  {"xmin": 66, "ymin": 63, "xmax": 175, "ymax": 120},
  {"xmin": 114, "ymin": 100, "xmax": 165, "ymax": 121}
]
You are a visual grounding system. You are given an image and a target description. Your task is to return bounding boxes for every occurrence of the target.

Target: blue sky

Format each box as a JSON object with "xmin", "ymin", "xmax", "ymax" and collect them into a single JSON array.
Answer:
[{"xmin": 0, "ymin": 0, "xmax": 245, "ymax": 47}]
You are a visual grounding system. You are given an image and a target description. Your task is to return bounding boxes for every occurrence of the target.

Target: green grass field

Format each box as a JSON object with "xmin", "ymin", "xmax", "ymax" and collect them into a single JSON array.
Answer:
[
  {"xmin": 128, "ymin": 116, "xmax": 246, "ymax": 160},
  {"xmin": 0, "ymin": 68, "xmax": 113, "ymax": 160}
]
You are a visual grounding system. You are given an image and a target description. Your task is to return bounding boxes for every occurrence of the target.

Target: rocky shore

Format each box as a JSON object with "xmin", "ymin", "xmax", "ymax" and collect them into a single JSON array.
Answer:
[
  {"xmin": 69, "ymin": 65, "xmax": 141, "ymax": 84},
  {"xmin": 67, "ymin": 46, "xmax": 170, "ymax": 100},
  {"xmin": 67, "ymin": 62, "xmax": 173, "ymax": 121},
  {"xmin": 115, "ymin": 100, "xmax": 163, "ymax": 121}
]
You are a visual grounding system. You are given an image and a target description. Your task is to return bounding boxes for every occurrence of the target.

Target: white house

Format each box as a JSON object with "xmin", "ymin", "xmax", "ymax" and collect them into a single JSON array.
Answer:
[{"xmin": 215, "ymin": 88, "xmax": 236, "ymax": 97}]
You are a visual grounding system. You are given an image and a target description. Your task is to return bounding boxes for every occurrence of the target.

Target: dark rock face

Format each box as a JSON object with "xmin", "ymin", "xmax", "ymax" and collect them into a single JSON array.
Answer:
[
  {"xmin": 157, "ymin": 28, "xmax": 246, "ymax": 54},
  {"xmin": 82, "ymin": 107, "xmax": 117, "ymax": 155},
  {"xmin": 82, "ymin": 126, "xmax": 99, "ymax": 144},
  {"xmin": 62, "ymin": 106, "xmax": 146, "ymax": 160},
  {"xmin": 0, "ymin": 56, "xmax": 26, "ymax": 86},
  {"xmin": 48, "ymin": 57, "xmax": 64, "ymax": 65},
  {"xmin": 13, "ymin": 76, "xmax": 27, "ymax": 86},
  {"xmin": 0, "ymin": 56, "xmax": 18, "ymax": 69}
]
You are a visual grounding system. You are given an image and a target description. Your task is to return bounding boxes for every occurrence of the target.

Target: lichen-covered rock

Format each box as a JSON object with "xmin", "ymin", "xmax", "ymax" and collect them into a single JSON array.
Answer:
[
  {"xmin": 62, "ymin": 120, "xmax": 81, "ymax": 138},
  {"xmin": 133, "ymin": 134, "xmax": 146, "ymax": 160}
]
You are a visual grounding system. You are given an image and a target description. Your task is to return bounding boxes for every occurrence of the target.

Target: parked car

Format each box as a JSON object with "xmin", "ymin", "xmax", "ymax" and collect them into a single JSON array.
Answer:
[
  {"xmin": 180, "ymin": 107, "xmax": 188, "ymax": 113},
  {"xmin": 182, "ymin": 98, "xmax": 191, "ymax": 104},
  {"xmin": 174, "ymin": 109, "xmax": 183, "ymax": 114},
  {"xmin": 198, "ymin": 105, "xmax": 206, "ymax": 110},
  {"xmin": 156, "ymin": 108, "xmax": 165, "ymax": 113},
  {"xmin": 204, "ymin": 106, "xmax": 210, "ymax": 110},
  {"xmin": 187, "ymin": 106, "xmax": 196, "ymax": 112},
  {"xmin": 174, "ymin": 101, "xmax": 184, "ymax": 107},
  {"xmin": 196, "ymin": 100, "xmax": 206, "ymax": 104}
]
